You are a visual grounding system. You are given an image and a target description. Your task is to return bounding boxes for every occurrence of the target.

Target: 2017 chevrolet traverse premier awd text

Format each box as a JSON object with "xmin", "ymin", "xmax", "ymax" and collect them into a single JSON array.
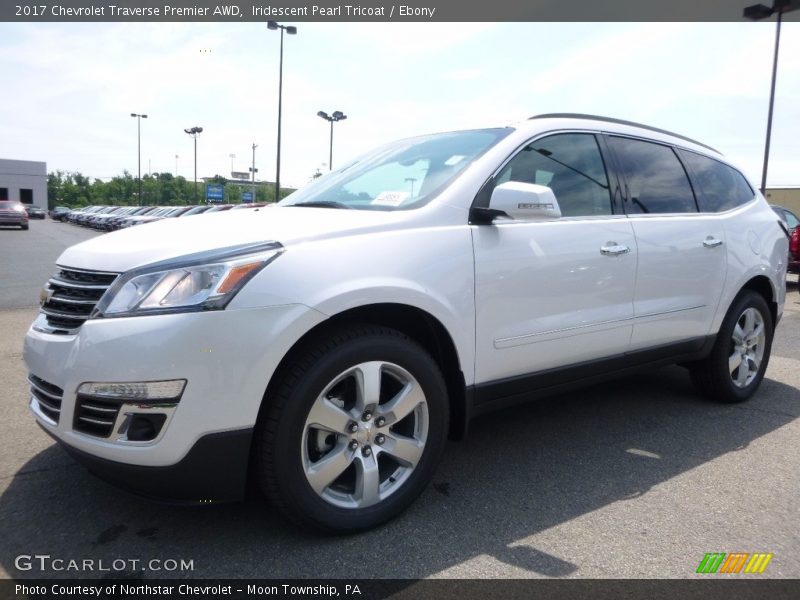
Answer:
[{"xmin": 24, "ymin": 115, "xmax": 787, "ymax": 532}]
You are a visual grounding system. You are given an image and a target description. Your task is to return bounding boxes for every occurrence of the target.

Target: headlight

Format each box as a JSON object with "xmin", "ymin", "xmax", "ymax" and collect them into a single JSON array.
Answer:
[{"xmin": 93, "ymin": 241, "xmax": 283, "ymax": 318}]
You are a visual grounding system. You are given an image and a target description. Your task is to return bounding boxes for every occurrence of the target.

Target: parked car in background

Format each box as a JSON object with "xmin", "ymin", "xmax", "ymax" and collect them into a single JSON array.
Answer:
[
  {"xmin": 80, "ymin": 206, "xmax": 121, "ymax": 228},
  {"xmin": 771, "ymin": 205, "xmax": 799, "ymax": 232},
  {"xmin": 57, "ymin": 205, "xmax": 213, "ymax": 231},
  {"xmin": 204, "ymin": 204, "xmax": 235, "ymax": 213},
  {"xmin": 25, "ymin": 206, "xmax": 47, "ymax": 219},
  {"xmin": 65, "ymin": 206, "xmax": 105, "ymax": 225},
  {"xmin": 24, "ymin": 115, "xmax": 787, "ymax": 533},
  {"xmin": 105, "ymin": 206, "xmax": 158, "ymax": 231},
  {"xmin": 181, "ymin": 205, "xmax": 214, "ymax": 216},
  {"xmin": 92, "ymin": 206, "xmax": 150, "ymax": 230},
  {"xmin": 118, "ymin": 207, "xmax": 173, "ymax": 228},
  {"xmin": 50, "ymin": 206, "xmax": 71, "ymax": 221},
  {"xmin": 127, "ymin": 205, "xmax": 193, "ymax": 227},
  {"xmin": 770, "ymin": 205, "xmax": 799, "ymax": 277},
  {"xmin": 163, "ymin": 206, "xmax": 194, "ymax": 219},
  {"xmin": 789, "ymin": 226, "xmax": 799, "ymax": 280},
  {"xmin": 83, "ymin": 206, "xmax": 126, "ymax": 229},
  {"xmin": 0, "ymin": 200, "xmax": 29, "ymax": 229}
]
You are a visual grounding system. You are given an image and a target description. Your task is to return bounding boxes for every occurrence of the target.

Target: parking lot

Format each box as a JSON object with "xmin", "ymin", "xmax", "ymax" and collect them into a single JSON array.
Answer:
[{"xmin": 0, "ymin": 218, "xmax": 798, "ymax": 579}]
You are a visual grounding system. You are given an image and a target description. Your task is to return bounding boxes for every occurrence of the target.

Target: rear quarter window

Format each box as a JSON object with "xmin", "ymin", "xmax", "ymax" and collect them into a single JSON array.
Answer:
[{"xmin": 677, "ymin": 149, "xmax": 755, "ymax": 213}]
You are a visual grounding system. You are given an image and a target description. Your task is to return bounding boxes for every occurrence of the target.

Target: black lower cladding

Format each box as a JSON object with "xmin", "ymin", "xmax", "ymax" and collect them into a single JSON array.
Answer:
[
  {"xmin": 39, "ymin": 425, "xmax": 253, "ymax": 504},
  {"xmin": 470, "ymin": 335, "xmax": 716, "ymax": 416}
]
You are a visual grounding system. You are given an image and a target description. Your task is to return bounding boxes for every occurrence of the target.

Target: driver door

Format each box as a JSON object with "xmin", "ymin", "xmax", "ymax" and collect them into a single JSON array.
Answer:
[{"xmin": 472, "ymin": 132, "xmax": 637, "ymax": 387}]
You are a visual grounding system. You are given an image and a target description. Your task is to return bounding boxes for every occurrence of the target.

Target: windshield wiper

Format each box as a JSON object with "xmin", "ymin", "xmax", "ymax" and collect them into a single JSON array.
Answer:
[{"xmin": 290, "ymin": 200, "xmax": 353, "ymax": 209}]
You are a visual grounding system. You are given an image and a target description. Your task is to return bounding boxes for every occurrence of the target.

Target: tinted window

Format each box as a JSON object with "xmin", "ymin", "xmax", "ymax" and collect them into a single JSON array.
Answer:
[
  {"xmin": 608, "ymin": 137, "xmax": 697, "ymax": 214},
  {"xmin": 785, "ymin": 210, "xmax": 799, "ymax": 229},
  {"xmin": 678, "ymin": 150, "xmax": 754, "ymax": 212},
  {"xmin": 495, "ymin": 133, "xmax": 612, "ymax": 217}
]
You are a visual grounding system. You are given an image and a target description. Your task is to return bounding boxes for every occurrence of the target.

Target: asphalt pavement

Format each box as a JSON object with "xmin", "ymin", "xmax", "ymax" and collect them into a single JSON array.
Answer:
[{"xmin": 0, "ymin": 219, "xmax": 798, "ymax": 579}]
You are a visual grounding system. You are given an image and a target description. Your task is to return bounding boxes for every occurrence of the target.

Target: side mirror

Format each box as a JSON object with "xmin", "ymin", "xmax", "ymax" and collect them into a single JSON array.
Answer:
[{"xmin": 479, "ymin": 181, "xmax": 562, "ymax": 223}]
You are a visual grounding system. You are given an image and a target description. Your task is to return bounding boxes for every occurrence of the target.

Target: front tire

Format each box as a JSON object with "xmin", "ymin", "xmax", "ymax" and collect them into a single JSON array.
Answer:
[
  {"xmin": 690, "ymin": 291, "xmax": 773, "ymax": 403},
  {"xmin": 255, "ymin": 325, "xmax": 449, "ymax": 533}
]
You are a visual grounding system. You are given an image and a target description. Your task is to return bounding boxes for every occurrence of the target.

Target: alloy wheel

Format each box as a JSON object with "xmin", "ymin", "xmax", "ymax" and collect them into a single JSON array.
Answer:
[
  {"xmin": 301, "ymin": 361, "xmax": 429, "ymax": 509},
  {"xmin": 728, "ymin": 307, "xmax": 766, "ymax": 388}
]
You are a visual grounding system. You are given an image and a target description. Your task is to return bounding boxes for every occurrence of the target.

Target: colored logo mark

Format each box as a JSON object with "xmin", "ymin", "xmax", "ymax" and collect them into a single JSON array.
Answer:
[{"xmin": 696, "ymin": 552, "xmax": 773, "ymax": 574}]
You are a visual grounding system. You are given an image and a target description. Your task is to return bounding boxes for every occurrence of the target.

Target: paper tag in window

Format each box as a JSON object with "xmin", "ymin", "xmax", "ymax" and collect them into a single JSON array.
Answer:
[
  {"xmin": 371, "ymin": 191, "xmax": 409, "ymax": 206},
  {"xmin": 444, "ymin": 155, "xmax": 466, "ymax": 166}
]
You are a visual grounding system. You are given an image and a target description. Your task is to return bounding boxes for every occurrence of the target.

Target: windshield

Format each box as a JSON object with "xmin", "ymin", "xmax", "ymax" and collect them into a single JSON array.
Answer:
[{"xmin": 279, "ymin": 128, "xmax": 512, "ymax": 211}]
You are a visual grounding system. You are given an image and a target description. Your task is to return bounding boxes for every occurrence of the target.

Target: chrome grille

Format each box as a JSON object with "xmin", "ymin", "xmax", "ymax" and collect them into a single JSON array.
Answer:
[
  {"xmin": 74, "ymin": 395, "xmax": 121, "ymax": 438},
  {"xmin": 41, "ymin": 267, "xmax": 118, "ymax": 333},
  {"xmin": 29, "ymin": 375, "xmax": 64, "ymax": 424}
]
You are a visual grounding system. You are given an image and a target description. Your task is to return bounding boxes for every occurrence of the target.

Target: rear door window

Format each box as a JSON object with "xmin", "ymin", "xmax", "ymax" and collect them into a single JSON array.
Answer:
[{"xmin": 607, "ymin": 136, "xmax": 697, "ymax": 214}]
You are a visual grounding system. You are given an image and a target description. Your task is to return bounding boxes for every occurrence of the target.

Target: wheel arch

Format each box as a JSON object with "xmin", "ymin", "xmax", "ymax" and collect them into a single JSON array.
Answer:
[
  {"xmin": 740, "ymin": 274, "xmax": 778, "ymax": 326},
  {"xmin": 257, "ymin": 303, "xmax": 470, "ymax": 442}
]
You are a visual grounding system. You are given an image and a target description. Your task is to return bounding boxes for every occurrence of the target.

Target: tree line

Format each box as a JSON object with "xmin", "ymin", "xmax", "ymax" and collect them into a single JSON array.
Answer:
[{"xmin": 47, "ymin": 170, "xmax": 292, "ymax": 208}]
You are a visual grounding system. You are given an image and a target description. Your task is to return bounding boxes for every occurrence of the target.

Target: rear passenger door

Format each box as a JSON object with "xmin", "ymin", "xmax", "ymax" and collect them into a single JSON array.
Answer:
[{"xmin": 605, "ymin": 136, "xmax": 727, "ymax": 349}]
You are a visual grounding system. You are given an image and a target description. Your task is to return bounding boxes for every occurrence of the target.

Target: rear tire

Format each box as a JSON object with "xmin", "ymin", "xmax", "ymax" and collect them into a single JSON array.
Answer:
[
  {"xmin": 689, "ymin": 291, "xmax": 773, "ymax": 403},
  {"xmin": 254, "ymin": 325, "xmax": 449, "ymax": 533},
  {"xmin": 21, "ymin": 223, "xmax": 28, "ymax": 230}
]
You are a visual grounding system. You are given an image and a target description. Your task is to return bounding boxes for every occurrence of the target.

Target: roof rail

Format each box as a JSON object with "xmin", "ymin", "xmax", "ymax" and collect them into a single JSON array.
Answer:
[{"xmin": 528, "ymin": 113, "xmax": 720, "ymax": 154}]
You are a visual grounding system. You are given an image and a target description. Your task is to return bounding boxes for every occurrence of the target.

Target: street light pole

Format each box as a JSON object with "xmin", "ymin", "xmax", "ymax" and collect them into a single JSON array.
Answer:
[
  {"xmin": 268, "ymin": 21, "xmax": 297, "ymax": 202},
  {"xmin": 252, "ymin": 143, "xmax": 258, "ymax": 201},
  {"xmin": 184, "ymin": 126, "xmax": 204, "ymax": 202},
  {"xmin": 743, "ymin": 0, "xmax": 799, "ymax": 194},
  {"xmin": 130, "ymin": 113, "xmax": 147, "ymax": 206},
  {"xmin": 316, "ymin": 110, "xmax": 347, "ymax": 171}
]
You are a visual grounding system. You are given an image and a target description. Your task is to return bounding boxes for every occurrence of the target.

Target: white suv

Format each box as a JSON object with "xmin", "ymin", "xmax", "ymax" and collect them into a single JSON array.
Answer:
[{"xmin": 24, "ymin": 114, "xmax": 788, "ymax": 532}]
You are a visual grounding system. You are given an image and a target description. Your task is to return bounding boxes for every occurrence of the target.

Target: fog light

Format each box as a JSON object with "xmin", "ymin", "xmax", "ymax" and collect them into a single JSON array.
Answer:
[
  {"xmin": 126, "ymin": 414, "xmax": 168, "ymax": 442},
  {"xmin": 77, "ymin": 379, "xmax": 186, "ymax": 401}
]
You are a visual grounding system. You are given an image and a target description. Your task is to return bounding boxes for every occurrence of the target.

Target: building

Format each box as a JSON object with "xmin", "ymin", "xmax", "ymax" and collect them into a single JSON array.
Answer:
[
  {"xmin": 764, "ymin": 187, "xmax": 800, "ymax": 216},
  {"xmin": 0, "ymin": 159, "xmax": 47, "ymax": 209}
]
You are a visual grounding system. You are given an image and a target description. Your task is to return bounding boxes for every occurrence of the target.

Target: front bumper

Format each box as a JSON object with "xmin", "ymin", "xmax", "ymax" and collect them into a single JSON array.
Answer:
[
  {"xmin": 41, "ymin": 424, "xmax": 253, "ymax": 503},
  {"xmin": 23, "ymin": 304, "xmax": 326, "ymax": 472}
]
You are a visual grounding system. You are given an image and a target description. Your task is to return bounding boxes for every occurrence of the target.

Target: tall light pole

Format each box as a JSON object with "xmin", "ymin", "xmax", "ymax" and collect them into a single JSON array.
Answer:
[
  {"xmin": 175, "ymin": 154, "xmax": 179, "ymax": 177},
  {"xmin": 130, "ymin": 113, "xmax": 147, "ymax": 206},
  {"xmin": 317, "ymin": 110, "xmax": 347, "ymax": 171},
  {"xmin": 184, "ymin": 126, "xmax": 203, "ymax": 202},
  {"xmin": 251, "ymin": 143, "xmax": 258, "ymax": 202},
  {"xmin": 743, "ymin": 0, "xmax": 799, "ymax": 194},
  {"xmin": 267, "ymin": 20, "xmax": 297, "ymax": 202}
]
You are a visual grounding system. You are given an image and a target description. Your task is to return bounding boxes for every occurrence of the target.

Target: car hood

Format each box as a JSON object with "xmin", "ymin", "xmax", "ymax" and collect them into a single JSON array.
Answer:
[{"xmin": 57, "ymin": 206, "xmax": 406, "ymax": 272}]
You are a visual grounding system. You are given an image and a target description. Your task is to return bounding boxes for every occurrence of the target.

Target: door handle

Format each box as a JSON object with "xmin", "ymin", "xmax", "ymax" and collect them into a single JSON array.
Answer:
[
  {"xmin": 703, "ymin": 236, "xmax": 724, "ymax": 248},
  {"xmin": 600, "ymin": 242, "xmax": 630, "ymax": 256}
]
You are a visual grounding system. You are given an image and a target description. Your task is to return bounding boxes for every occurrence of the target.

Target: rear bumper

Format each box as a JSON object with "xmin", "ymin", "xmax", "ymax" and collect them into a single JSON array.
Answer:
[{"xmin": 41, "ymin": 424, "xmax": 253, "ymax": 504}]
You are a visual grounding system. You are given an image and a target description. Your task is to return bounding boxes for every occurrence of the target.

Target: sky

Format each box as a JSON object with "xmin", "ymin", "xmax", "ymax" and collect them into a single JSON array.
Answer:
[{"xmin": 0, "ymin": 21, "xmax": 798, "ymax": 189}]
